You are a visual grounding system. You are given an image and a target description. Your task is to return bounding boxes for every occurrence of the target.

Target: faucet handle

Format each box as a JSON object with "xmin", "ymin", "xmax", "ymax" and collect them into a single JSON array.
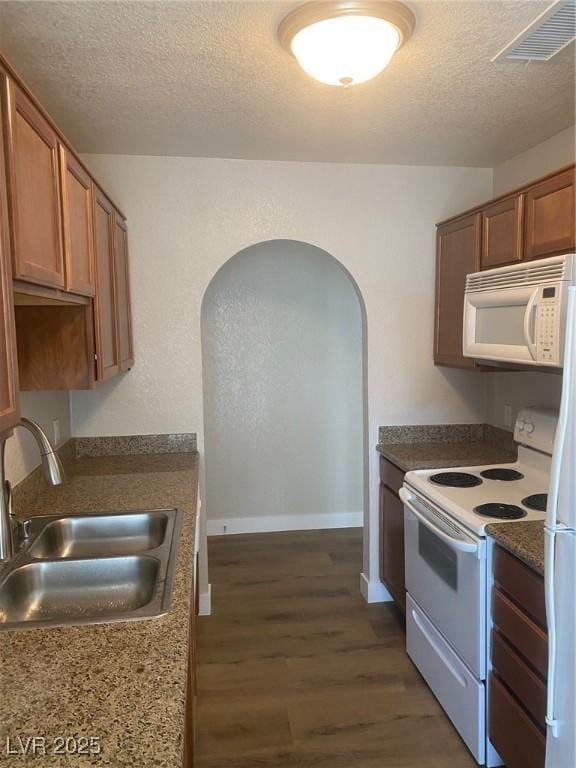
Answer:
[
  {"xmin": 4, "ymin": 480, "xmax": 12, "ymax": 519},
  {"xmin": 18, "ymin": 518, "xmax": 31, "ymax": 543}
]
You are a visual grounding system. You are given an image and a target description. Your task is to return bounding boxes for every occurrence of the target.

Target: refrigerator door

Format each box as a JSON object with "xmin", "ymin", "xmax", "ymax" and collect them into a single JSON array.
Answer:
[
  {"xmin": 545, "ymin": 530, "xmax": 576, "ymax": 768},
  {"xmin": 548, "ymin": 287, "xmax": 576, "ymax": 531}
]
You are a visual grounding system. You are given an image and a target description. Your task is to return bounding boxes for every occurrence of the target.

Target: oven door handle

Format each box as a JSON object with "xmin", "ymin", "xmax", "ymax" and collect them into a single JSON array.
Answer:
[{"xmin": 399, "ymin": 488, "xmax": 478, "ymax": 554}]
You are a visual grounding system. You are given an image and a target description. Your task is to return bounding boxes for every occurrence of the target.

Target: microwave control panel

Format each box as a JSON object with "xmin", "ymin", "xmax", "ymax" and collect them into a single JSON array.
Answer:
[{"xmin": 536, "ymin": 285, "xmax": 559, "ymax": 363}]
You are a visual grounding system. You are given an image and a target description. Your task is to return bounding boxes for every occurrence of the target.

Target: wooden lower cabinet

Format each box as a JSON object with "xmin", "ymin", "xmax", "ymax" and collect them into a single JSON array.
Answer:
[
  {"xmin": 489, "ymin": 673, "xmax": 546, "ymax": 768},
  {"xmin": 489, "ymin": 545, "xmax": 547, "ymax": 768},
  {"xmin": 379, "ymin": 456, "xmax": 406, "ymax": 610},
  {"xmin": 183, "ymin": 553, "xmax": 199, "ymax": 767}
]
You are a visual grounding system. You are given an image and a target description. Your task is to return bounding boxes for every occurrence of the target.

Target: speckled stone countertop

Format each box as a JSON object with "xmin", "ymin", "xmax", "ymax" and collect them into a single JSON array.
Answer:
[
  {"xmin": 0, "ymin": 449, "xmax": 199, "ymax": 767},
  {"xmin": 377, "ymin": 423, "xmax": 517, "ymax": 472},
  {"xmin": 486, "ymin": 521, "xmax": 545, "ymax": 575}
]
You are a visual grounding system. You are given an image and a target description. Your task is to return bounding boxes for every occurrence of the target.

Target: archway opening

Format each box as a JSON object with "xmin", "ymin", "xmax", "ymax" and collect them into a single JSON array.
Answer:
[{"xmin": 201, "ymin": 239, "xmax": 365, "ymax": 538}]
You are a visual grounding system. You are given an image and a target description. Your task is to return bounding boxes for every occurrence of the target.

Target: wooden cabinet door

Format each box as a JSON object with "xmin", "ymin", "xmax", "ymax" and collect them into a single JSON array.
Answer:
[
  {"xmin": 380, "ymin": 483, "xmax": 406, "ymax": 610},
  {"xmin": 524, "ymin": 168, "xmax": 575, "ymax": 260},
  {"xmin": 59, "ymin": 145, "xmax": 95, "ymax": 296},
  {"xmin": 0, "ymin": 98, "xmax": 19, "ymax": 434},
  {"xmin": 113, "ymin": 213, "xmax": 134, "ymax": 371},
  {"xmin": 482, "ymin": 195, "xmax": 524, "ymax": 269},
  {"xmin": 3, "ymin": 77, "xmax": 65, "ymax": 288},
  {"xmin": 92, "ymin": 186, "xmax": 119, "ymax": 381},
  {"xmin": 434, "ymin": 214, "xmax": 481, "ymax": 368}
]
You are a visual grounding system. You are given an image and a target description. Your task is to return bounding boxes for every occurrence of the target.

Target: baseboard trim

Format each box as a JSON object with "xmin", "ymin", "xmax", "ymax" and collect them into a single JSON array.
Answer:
[
  {"xmin": 360, "ymin": 572, "xmax": 393, "ymax": 603},
  {"xmin": 198, "ymin": 584, "xmax": 212, "ymax": 616},
  {"xmin": 207, "ymin": 511, "xmax": 363, "ymax": 536}
]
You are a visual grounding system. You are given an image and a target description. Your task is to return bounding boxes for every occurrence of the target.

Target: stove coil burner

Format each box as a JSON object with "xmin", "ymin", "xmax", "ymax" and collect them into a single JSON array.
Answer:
[
  {"xmin": 522, "ymin": 493, "xmax": 548, "ymax": 512},
  {"xmin": 480, "ymin": 468, "xmax": 525, "ymax": 482},
  {"xmin": 474, "ymin": 503, "xmax": 527, "ymax": 520},
  {"xmin": 429, "ymin": 472, "xmax": 483, "ymax": 488}
]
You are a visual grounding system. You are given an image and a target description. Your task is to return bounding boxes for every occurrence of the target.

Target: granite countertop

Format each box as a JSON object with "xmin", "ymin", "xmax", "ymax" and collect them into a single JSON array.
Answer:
[
  {"xmin": 486, "ymin": 520, "xmax": 545, "ymax": 575},
  {"xmin": 376, "ymin": 423, "xmax": 518, "ymax": 472},
  {"xmin": 0, "ymin": 449, "xmax": 199, "ymax": 767}
]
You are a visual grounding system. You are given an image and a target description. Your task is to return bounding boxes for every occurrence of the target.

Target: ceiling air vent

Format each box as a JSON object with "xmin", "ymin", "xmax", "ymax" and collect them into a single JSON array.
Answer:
[{"xmin": 492, "ymin": 0, "xmax": 576, "ymax": 62}]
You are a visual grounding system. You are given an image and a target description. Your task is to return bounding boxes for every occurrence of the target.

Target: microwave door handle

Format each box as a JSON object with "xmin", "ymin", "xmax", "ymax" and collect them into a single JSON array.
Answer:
[
  {"xmin": 399, "ymin": 488, "xmax": 477, "ymax": 554},
  {"xmin": 523, "ymin": 289, "xmax": 539, "ymax": 360}
]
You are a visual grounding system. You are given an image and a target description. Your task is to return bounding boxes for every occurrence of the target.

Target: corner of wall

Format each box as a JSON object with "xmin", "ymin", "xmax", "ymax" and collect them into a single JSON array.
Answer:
[{"xmin": 492, "ymin": 125, "xmax": 575, "ymax": 197}]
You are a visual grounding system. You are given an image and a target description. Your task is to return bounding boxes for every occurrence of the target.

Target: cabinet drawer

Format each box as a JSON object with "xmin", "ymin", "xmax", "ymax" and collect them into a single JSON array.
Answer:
[
  {"xmin": 491, "ymin": 630, "xmax": 546, "ymax": 725},
  {"xmin": 379, "ymin": 456, "xmax": 404, "ymax": 494},
  {"xmin": 492, "ymin": 588, "xmax": 547, "ymax": 677},
  {"xmin": 494, "ymin": 544, "xmax": 546, "ymax": 627},
  {"xmin": 489, "ymin": 673, "xmax": 545, "ymax": 768}
]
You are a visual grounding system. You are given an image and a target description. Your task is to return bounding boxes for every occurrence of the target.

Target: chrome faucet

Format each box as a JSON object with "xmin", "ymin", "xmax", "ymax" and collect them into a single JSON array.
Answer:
[{"xmin": 0, "ymin": 418, "xmax": 65, "ymax": 561}]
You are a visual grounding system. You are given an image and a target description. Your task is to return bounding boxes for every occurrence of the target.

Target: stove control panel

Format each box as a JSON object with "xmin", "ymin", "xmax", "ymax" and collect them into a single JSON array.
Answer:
[
  {"xmin": 514, "ymin": 407, "xmax": 558, "ymax": 455},
  {"xmin": 535, "ymin": 287, "xmax": 560, "ymax": 364}
]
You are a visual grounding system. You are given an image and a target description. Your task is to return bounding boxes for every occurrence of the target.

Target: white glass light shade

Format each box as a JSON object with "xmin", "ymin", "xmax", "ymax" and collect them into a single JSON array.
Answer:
[{"xmin": 290, "ymin": 15, "xmax": 400, "ymax": 86}]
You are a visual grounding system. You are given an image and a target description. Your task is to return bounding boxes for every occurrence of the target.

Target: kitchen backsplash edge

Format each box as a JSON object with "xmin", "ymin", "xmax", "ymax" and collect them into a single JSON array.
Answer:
[
  {"xmin": 378, "ymin": 423, "xmax": 515, "ymax": 448},
  {"xmin": 74, "ymin": 433, "xmax": 197, "ymax": 457},
  {"xmin": 11, "ymin": 433, "xmax": 198, "ymax": 509}
]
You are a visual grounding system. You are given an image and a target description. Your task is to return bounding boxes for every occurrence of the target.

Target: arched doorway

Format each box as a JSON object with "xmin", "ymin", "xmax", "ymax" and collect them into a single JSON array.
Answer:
[{"xmin": 201, "ymin": 239, "xmax": 366, "ymax": 538}]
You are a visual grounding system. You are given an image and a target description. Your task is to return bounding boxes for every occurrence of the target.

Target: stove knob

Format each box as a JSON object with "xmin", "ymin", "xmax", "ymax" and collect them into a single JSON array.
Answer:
[
  {"xmin": 525, "ymin": 422, "xmax": 535, "ymax": 435},
  {"xmin": 517, "ymin": 420, "xmax": 525, "ymax": 432}
]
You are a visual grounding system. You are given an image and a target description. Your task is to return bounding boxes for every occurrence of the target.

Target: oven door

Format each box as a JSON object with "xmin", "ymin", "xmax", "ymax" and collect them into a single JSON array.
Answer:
[
  {"xmin": 401, "ymin": 487, "xmax": 486, "ymax": 678},
  {"xmin": 463, "ymin": 284, "xmax": 542, "ymax": 365}
]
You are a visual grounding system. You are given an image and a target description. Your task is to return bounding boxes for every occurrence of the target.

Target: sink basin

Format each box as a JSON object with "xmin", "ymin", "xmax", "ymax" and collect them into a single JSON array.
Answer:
[
  {"xmin": 0, "ymin": 556, "xmax": 159, "ymax": 625},
  {"xmin": 0, "ymin": 507, "xmax": 182, "ymax": 631},
  {"xmin": 29, "ymin": 511, "xmax": 169, "ymax": 559}
]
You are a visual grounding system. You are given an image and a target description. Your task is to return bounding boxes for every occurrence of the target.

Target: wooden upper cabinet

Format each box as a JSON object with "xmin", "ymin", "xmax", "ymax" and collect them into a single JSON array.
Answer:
[
  {"xmin": 59, "ymin": 145, "xmax": 95, "ymax": 296},
  {"xmin": 434, "ymin": 214, "xmax": 481, "ymax": 368},
  {"xmin": 482, "ymin": 195, "xmax": 524, "ymax": 269},
  {"xmin": 113, "ymin": 213, "xmax": 134, "ymax": 371},
  {"xmin": 524, "ymin": 168, "xmax": 575, "ymax": 260},
  {"xmin": 93, "ymin": 186, "xmax": 119, "ymax": 382},
  {"xmin": 0, "ymin": 97, "xmax": 19, "ymax": 434},
  {"xmin": 2, "ymin": 77, "xmax": 65, "ymax": 289}
]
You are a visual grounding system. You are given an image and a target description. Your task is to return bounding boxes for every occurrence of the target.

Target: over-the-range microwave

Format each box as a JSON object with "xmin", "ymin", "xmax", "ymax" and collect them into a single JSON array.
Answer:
[{"xmin": 463, "ymin": 253, "xmax": 576, "ymax": 367}]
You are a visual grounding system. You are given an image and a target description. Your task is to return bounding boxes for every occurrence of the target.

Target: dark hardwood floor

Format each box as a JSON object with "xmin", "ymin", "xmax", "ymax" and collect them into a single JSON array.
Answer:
[{"xmin": 196, "ymin": 528, "xmax": 477, "ymax": 767}]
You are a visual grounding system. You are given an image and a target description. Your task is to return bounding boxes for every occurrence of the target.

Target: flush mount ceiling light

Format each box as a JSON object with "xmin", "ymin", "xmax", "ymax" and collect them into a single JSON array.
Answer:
[{"xmin": 278, "ymin": 1, "xmax": 415, "ymax": 87}]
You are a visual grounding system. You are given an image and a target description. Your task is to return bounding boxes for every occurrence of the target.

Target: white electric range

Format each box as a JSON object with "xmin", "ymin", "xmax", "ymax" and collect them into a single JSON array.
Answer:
[{"xmin": 400, "ymin": 407, "xmax": 557, "ymax": 767}]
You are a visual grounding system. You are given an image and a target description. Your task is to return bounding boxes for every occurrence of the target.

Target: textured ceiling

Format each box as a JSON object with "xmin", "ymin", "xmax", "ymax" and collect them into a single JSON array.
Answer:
[{"xmin": 0, "ymin": 0, "xmax": 574, "ymax": 165}]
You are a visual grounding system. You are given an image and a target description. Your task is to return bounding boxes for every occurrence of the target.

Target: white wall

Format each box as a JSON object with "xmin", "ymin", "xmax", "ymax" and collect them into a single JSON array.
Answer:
[
  {"xmin": 493, "ymin": 125, "xmax": 575, "ymax": 197},
  {"xmin": 487, "ymin": 373, "xmax": 563, "ymax": 431},
  {"xmin": 488, "ymin": 126, "xmax": 576, "ymax": 429},
  {"xmin": 71, "ymin": 154, "xmax": 493, "ymax": 596},
  {"xmin": 4, "ymin": 391, "xmax": 71, "ymax": 486},
  {"xmin": 202, "ymin": 240, "xmax": 363, "ymax": 534}
]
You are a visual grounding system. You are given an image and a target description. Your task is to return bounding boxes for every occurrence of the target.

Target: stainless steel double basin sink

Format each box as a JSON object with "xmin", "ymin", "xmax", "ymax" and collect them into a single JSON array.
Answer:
[{"xmin": 0, "ymin": 508, "xmax": 182, "ymax": 631}]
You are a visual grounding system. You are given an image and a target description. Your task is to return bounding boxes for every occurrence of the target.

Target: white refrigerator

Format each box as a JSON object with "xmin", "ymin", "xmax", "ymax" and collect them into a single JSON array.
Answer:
[{"xmin": 545, "ymin": 286, "xmax": 576, "ymax": 768}]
